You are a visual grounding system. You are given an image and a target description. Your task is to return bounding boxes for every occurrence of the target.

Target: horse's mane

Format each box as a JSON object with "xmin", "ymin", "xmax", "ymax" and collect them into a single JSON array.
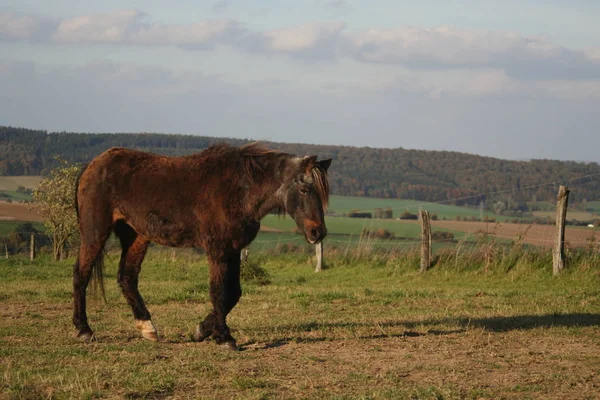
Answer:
[
  {"xmin": 311, "ymin": 161, "xmax": 330, "ymax": 210},
  {"xmin": 239, "ymin": 142, "xmax": 329, "ymax": 209},
  {"xmin": 239, "ymin": 142, "xmax": 288, "ymax": 179}
]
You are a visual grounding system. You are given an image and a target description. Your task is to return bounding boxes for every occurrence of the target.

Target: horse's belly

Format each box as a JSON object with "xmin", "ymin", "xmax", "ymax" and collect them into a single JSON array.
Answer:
[{"xmin": 138, "ymin": 211, "xmax": 199, "ymax": 247}]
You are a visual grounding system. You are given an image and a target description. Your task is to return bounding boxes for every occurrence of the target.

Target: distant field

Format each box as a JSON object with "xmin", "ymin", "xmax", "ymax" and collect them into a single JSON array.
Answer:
[
  {"xmin": 0, "ymin": 220, "xmax": 45, "ymax": 236},
  {"xmin": 262, "ymin": 215, "xmax": 461, "ymax": 237},
  {"xmin": 0, "ymin": 176, "xmax": 41, "ymax": 191},
  {"xmin": 529, "ymin": 201, "xmax": 555, "ymax": 212},
  {"xmin": 587, "ymin": 201, "xmax": 600, "ymax": 212},
  {"xmin": 329, "ymin": 195, "xmax": 484, "ymax": 220},
  {"xmin": 0, "ymin": 176, "xmax": 41, "ymax": 202},
  {"xmin": 0, "ymin": 201, "xmax": 42, "ymax": 222},
  {"xmin": 432, "ymin": 220, "xmax": 597, "ymax": 248},
  {"xmin": 533, "ymin": 211, "xmax": 598, "ymax": 221}
]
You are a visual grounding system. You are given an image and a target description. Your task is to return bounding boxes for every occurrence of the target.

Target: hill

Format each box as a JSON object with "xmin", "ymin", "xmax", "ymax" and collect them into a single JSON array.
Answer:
[{"xmin": 2, "ymin": 126, "xmax": 600, "ymax": 207}]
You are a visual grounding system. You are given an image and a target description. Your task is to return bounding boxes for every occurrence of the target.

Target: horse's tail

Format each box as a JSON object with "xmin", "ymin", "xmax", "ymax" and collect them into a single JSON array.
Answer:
[
  {"xmin": 74, "ymin": 163, "xmax": 89, "ymax": 222},
  {"xmin": 73, "ymin": 162, "xmax": 107, "ymax": 302},
  {"xmin": 74, "ymin": 250, "xmax": 107, "ymax": 303},
  {"xmin": 91, "ymin": 251, "xmax": 107, "ymax": 303}
]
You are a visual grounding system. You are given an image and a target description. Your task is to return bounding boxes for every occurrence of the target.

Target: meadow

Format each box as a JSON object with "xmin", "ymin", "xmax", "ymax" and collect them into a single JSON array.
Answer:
[
  {"xmin": 1, "ymin": 246, "xmax": 599, "ymax": 399},
  {"xmin": 0, "ymin": 176, "xmax": 41, "ymax": 202}
]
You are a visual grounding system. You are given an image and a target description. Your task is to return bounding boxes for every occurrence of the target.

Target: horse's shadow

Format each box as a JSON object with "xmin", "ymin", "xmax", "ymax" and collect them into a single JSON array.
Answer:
[{"xmin": 241, "ymin": 313, "xmax": 599, "ymax": 350}]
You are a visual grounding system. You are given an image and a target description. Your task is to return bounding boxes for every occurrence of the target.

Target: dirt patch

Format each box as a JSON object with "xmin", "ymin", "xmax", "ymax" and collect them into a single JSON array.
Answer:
[
  {"xmin": 432, "ymin": 220, "xmax": 597, "ymax": 248},
  {"xmin": 0, "ymin": 201, "xmax": 42, "ymax": 222}
]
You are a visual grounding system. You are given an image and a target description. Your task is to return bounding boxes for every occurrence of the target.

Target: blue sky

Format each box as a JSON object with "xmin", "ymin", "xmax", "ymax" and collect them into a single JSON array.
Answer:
[{"xmin": 1, "ymin": 0, "xmax": 599, "ymax": 161}]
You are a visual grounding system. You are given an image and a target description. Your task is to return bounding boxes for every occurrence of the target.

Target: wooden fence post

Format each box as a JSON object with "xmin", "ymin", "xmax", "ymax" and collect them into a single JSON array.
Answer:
[
  {"xmin": 30, "ymin": 233, "xmax": 35, "ymax": 261},
  {"xmin": 419, "ymin": 210, "xmax": 432, "ymax": 272},
  {"xmin": 315, "ymin": 242, "xmax": 323, "ymax": 272},
  {"xmin": 241, "ymin": 247, "xmax": 249, "ymax": 263},
  {"xmin": 552, "ymin": 185, "xmax": 569, "ymax": 275},
  {"xmin": 4, "ymin": 244, "xmax": 8, "ymax": 259}
]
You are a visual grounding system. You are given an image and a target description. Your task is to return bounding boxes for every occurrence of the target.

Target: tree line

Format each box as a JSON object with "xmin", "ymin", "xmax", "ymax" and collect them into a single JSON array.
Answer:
[{"xmin": 2, "ymin": 126, "xmax": 600, "ymax": 206}]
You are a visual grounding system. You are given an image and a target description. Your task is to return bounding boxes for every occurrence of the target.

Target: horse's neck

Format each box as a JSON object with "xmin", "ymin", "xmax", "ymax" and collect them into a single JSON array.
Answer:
[{"xmin": 249, "ymin": 156, "xmax": 293, "ymax": 220}]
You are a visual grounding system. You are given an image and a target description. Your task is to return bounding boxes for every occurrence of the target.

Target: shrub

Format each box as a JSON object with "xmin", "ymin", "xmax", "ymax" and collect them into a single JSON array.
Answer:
[
  {"xmin": 241, "ymin": 258, "xmax": 271, "ymax": 285},
  {"xmin": 399, "ymin": 210, "xmax": 418, "ymax": 220},
  {"xmin": 431, "ymin": 231, "xmax": 455, "ymax": 242}
]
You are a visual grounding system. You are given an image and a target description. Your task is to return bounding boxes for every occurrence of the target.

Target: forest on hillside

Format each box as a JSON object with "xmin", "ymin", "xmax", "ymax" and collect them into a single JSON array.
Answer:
[{"xmin": 2, "ymin": 126, "xmax": 600, "ymax": 207}]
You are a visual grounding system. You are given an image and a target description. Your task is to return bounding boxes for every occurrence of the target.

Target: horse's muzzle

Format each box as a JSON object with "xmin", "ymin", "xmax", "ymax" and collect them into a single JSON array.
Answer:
[{"xmin": 307, "ymin": 225, "xmax": 327, "ymax": 244}]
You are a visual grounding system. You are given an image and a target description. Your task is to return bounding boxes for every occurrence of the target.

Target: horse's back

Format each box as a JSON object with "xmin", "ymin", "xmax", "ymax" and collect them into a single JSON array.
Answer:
[{"xmin": 77, "ymin": 147, "xmax": 225, "ymax": 247}]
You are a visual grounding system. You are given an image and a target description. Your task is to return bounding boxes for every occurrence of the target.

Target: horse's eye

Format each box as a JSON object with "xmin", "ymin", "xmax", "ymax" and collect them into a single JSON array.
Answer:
[{"xmin": 299, "ymin": 187, "xmax": 310, "ymax": 196}]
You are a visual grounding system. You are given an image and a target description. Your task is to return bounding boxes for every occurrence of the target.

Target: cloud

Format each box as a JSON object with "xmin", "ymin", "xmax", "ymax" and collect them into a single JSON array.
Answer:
[
  {"xmin": 315, "ymin": 0, "xmax": 349, "ymax": 12},
  {"xmin": 346, "ymin": 26, "xmax": 600, "ymax": 80},
  {"xmin": 212, "ymin": 0, "xmax": 234, "ymax": 13},
  {"xmin": 2, "ymin": 9, "xmax": 600, "ymax": 80},
  {"xmin": 49, "ymin": 9, "xmax": 247, "ymax": 49},
  {"xmin": 259, "ymin": 22, "xmax": 346, "ymax": 60},
  {"xmin": 0, "ymin": 11, "xmax": 58, "ymax": 42},
  {"xmin": 1, "ymin": 59, "xmax": 599, "ymax": 162}
]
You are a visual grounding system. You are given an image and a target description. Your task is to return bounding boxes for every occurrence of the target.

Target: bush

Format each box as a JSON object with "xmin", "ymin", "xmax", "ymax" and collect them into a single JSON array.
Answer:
[
  {"xmin": 241, "ymin": 258, "xmax": 271, "ymax": 285},
  {"xmin": 431, "ymin": 231, "xmax": 455, "ymax": 242},
  {"xmin": 361, "ymin": 228, "xmax": 396, "ymax": 240},
  {"xmin": 399, "ymin": 210, "xmax": 418, "ymax": 220}
]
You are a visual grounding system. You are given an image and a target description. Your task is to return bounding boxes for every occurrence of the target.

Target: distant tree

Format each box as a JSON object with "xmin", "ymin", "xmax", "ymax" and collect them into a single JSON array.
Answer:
[
  {"xmin": 493, "ymin": 201, "xmax": 506, "ymax": 215},
  {"xmin": 32, "ymin": 160, "xmax": 82, "ymax": 260},
  {"xmin": 399, "ymin": 210, "xmax": 418, "ymax": 220}
]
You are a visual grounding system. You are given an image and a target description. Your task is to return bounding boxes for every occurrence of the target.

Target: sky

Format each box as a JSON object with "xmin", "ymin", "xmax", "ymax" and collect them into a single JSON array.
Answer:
[{"xmin": 1, "ymin": 1, "xmax": 599, "ymax": 162}]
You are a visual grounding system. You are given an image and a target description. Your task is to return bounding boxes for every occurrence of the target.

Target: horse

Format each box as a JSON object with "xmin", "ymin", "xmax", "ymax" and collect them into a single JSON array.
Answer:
[{"xmin": 72, "ymin": 142, "xmax": 331, "ymax": 350}]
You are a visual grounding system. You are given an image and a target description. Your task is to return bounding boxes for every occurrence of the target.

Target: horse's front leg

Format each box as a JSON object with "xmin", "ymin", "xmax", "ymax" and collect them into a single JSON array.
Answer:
[{"xmin": 194, "ymin": 249, "xmax": 241, "ymax": 350}]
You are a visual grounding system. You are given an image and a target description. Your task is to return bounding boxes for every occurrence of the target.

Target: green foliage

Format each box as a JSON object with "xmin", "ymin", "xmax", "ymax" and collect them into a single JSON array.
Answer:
[
  {"xmin": 31, "ymin": 159, "xmax": 82, "ymax": 260},
  {"xmin": 399, "ymin": 210, "xmax": 418, "ymax": 220},
  {"xmin": 0, "ymin": 223, "xmax": 50, "ymax": 255},
  {"xmin": 241, "ymin": 257, "xmax": 271, "ymax": 285},
  {"xmin": 3, "ymin": 126, "xmax": 600, "ymax": 206}
]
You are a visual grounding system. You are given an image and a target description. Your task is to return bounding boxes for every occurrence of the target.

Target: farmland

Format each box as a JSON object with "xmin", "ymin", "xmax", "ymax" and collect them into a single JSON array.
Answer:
[
  {"xmin": 1, "ymin": 251, "xmax": 599, "ymax": 399},
  {"xmin": 0, "ymin": 201, "xmax": 42, "ymax": 222},
  {"xmin": 0, "ymin": 176, "xmax": 41, "ymax": 191}
]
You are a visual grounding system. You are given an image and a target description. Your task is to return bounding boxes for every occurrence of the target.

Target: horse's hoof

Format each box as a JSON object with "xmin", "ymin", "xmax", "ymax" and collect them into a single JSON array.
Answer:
[
  {"xmin": 219, "ymin": 340, "xmax": 239, "ymax": 351},
  {"xmin": 192, "ymin": 324, "xmax": 210, "ymax": 342},
  {"xmin": 77, "ymin": 330, "xmax": 95, "ymax": 342},
  {"xmin": 135, "ymin": 320, "xmax": 158, "ymax": 342}
]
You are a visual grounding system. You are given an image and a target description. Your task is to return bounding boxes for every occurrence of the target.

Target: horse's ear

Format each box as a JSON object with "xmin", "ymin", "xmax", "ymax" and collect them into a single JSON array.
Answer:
[
  {"xmin": 301, "ymin": 156, "xmax": 318, "ymax": 173},
  {"xmin": 318, "ymin": 158, "xmax": 332, "ymax": 173}
]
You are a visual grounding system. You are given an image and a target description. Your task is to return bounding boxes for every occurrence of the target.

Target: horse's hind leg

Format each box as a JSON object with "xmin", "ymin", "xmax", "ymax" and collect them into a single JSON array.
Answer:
[
  {"xmin": 73, "ymin": 234, "xmax": 110, "ymax": 341},
  {"xmin": 114, "ymin": 221, "xmax": 156, "ymax": 341},
  {"xmin": 194, "ymin": 250, "xmax": 241, "ymax": 350}
]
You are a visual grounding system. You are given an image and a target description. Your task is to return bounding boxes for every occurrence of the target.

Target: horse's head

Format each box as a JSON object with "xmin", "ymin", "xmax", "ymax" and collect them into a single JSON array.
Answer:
[{"xmin": 282, "ymin": 156, "xmax": 332, "ymax": 244}]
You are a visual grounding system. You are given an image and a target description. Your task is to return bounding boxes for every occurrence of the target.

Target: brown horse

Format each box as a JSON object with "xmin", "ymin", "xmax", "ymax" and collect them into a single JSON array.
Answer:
[{"xmin": 73, "ymin": 143, "xmax": 331, "ymax": 349}]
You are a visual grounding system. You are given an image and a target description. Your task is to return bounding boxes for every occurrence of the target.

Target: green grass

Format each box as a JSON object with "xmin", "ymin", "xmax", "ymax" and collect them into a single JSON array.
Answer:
[
  {"xmin": 0, "ymin": 220, "xmax": 45, "ymax": 236},
  {"xmin": 261, "ymin": 215, "xmax": 463, "ymax": 238},
  {"xmin": 586, "ymin": 201, "xmax": 600, "ymax": 213},
  {"xmin": 1, "ymin": 248, "xmax": 599, "ymax": 399},
  {"xmin": 329, "ymin": 195, "xmax": 485, "ymax": 220},
  {"xmin": 0, "ymin": 190, "xmax": 32, "ymax": 202}
]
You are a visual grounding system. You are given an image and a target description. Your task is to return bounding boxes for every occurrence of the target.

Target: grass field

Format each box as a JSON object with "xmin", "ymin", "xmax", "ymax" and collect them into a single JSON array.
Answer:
[
  {"xmin": 0, "ymin": 176, "xmax": 41, "ymax": 202},
  {"xmin": 0, "ymin": 220, "xmax": 45, "ymax": 236},
  {"xmin": 329, "ymin": 196, "xmax": 484, "ymax": 220},
  {"xmin": 261, "ymin": 215, "xmax": 461, "ymax": 238},
  {"xmin": 0, "ymin": 201, "xmax": 43, "ymax": 222},
  {"xmin": 1, "ymin": 250, "xmax": 599, "ymax": 399},
  {"xmin": 0, "ymin": 176, "xmax": 41, "ymax": 191},
  {"xmin": 586, "ymin": 201, "xmax": 600, "ymax": 213},
  {"xmin": 533, "ymin": 211, "xmax": 598, "ymax": 221}
]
